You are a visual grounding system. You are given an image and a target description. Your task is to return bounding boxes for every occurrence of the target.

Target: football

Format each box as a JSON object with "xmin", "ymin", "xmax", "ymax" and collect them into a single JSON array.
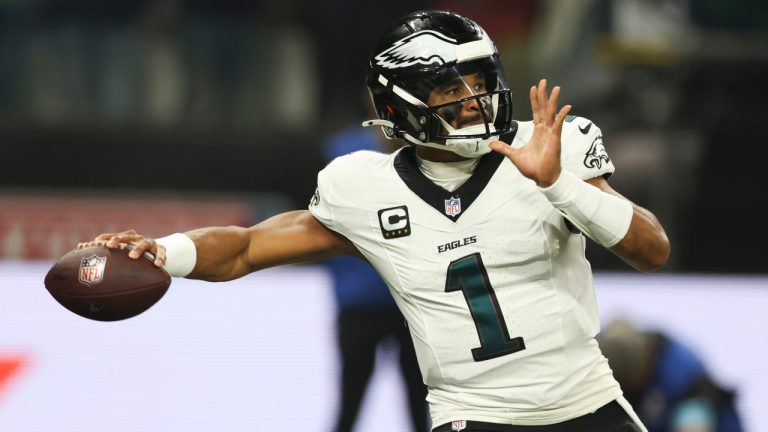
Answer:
[{"xmin": 44, "ymin": 245, "xmax": 171, "ymax": 321}]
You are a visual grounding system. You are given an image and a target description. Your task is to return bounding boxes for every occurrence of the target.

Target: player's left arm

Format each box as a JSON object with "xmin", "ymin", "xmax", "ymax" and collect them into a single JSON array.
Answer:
[
  {"xmin": 585, "ymin": 177, "xmax": 670, "ymax": 272},
  {"xmin": 490, "ymin": 80, "xmax": 670, "ymax": 272}
]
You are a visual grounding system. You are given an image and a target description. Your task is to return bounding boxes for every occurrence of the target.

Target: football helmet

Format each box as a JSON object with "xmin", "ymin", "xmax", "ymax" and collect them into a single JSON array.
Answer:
[{"xmin": 364, "ymin": 10, "xmax": 513, "ymax": 158}]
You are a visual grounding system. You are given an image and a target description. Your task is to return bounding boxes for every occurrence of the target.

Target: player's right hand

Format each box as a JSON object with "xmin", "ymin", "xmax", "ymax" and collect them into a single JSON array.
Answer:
[{"xmin": 78, "ymin": 230, "xmax": 167, "ymax": 268}]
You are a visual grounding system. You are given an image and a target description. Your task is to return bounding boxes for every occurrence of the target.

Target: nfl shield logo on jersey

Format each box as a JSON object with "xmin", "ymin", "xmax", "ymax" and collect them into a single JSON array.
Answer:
[
  {"xmin": 451, "ymin": 420, "xmax": 467, "ymax": 431},
  {"xmin": 79, "ymin": 255, "xmax": 107, "ymax": 286},
  {"xmin": 444, "ymin": 197, "xmax": 462, "ymax": 217}
]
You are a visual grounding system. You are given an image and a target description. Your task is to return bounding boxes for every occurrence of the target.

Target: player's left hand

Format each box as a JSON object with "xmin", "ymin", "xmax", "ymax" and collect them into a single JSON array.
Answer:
[{"xmin": 490, "ymin": 79, "xmax": 571, "ymax": 187}]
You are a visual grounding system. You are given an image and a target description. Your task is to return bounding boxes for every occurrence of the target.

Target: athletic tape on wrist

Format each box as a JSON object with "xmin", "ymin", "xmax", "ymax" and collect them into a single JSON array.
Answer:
[
  {"xmin": 155, "ymin": 233, "xmax": 197, "ymax": 278},
  {"xmin": 539, "ymin": 170, "xmax": 633, "ymax": 247}
]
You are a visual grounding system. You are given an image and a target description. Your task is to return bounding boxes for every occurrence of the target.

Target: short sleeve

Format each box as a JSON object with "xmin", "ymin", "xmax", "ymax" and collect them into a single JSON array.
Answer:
[
  {"xmin": 308, "ymin": 163, "xmax": 340, "ymax": 233},
  {"xmin": 560, "ymin": 116, "xmax": 616, "ymax": 180}
]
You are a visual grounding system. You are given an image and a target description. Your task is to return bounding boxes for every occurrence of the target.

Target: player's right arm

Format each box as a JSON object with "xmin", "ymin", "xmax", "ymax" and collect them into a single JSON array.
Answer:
[{"xmin": 90, "ymin": 210, "xmax": 358, "ymax": 282}]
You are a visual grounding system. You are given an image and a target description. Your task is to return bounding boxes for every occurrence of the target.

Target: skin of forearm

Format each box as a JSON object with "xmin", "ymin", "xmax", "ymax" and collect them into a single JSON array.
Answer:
[
  {"xmin": 185, "ymin": 211, "xmax": 355, "ymax": 282},
  {"xmin": 610, "ymin": 205, "xmax": 671, "ymax": 272},
  {"xmin": 186, "ymin": 226, "xmax": 253, "ymax": 282}
]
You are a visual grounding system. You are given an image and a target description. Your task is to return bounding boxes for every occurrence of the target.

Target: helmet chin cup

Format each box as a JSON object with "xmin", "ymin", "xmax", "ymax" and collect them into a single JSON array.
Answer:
[
  {"xmin": 400, "ymin": 130, "xmax": 498, "ymax": 159},
  {"xmin": 435, "ymin": 122, "xmax": 497, "ymax": 158},
  {"xmin": 441, "ymin": 135, "xmax": 497, "ymax": 158},
  {"xmin": 365, "ymin": 116, "xmax": 498, "ymax": 158}
]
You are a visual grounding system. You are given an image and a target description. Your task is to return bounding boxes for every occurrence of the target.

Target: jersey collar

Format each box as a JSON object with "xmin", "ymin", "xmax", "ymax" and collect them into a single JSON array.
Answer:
[{"xmin": 394, "ymin": 121, "xmax": 518, "ymax": 222}]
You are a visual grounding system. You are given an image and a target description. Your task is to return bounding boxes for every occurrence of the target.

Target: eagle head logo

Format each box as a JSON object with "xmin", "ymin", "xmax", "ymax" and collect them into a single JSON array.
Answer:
[{"xmin": 583, "ymin": 136, "xmax": 610, "ymax": 169}]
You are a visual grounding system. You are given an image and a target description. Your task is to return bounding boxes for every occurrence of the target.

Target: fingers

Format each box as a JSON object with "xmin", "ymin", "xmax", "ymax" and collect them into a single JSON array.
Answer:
[
  {"xmin": 489, "ymin": 140, "xmax": 515, "ymax": 157},
  {"xmin": 81, "ymin": 229, "xmax": 163, "ymax": 263},
  {"xmin": 153, "ymin": 244, "xmax": 167, "ymax": 268},
  {"xmin": 546, "ymin": 86, "xmax": 560, "ymax": 121},
  {"xmin": 530, "ymin": 79, "xmax": 548, "ymax": 124},
  {"xmin": 530, "ymin": 79, "xmax": 568, "ymax": 126},
  {"xmin": 529, "ymin": 85, "xmax": 539, "ymax": 124},
  {"xmin": 554, "ymin": 104, "xmax": 573, "ymax": 136},
  {"xmin": 129, "ymin": 236, "xmax": 162, "ymax": 264},
  {"xmin": 106, "ymin": 233, "xmax": 166, "ymax": 267},
  {"xmin": 130, "ymin": 238, "xmax": 166, "ymax": 268},
  {"xmin": 537, "ymin": 79, "xmax": 548, "ymax": 117},
  {"xmin": 107, "ymin": 233, "xmax": 141, "ymax": 249},
  {"xmin": 75, "ymin": 238, "xmax": 129, "ymax": 251}
]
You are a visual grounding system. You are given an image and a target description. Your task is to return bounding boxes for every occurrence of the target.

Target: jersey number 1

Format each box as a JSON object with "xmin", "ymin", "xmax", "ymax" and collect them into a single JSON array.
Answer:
[{"xmin": 445, "ymin": 253, "xmax": 526, "ymax": 362}]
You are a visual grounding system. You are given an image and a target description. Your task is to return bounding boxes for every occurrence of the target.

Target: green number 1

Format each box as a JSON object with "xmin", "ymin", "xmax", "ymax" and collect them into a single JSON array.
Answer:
[{"xmin": 445, "ymin": 253, "xmax": 526, "ymax": 362}]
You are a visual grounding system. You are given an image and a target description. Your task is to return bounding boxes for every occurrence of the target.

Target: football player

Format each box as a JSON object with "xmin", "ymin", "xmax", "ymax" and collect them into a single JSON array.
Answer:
[{"xmin": 89, "ymin": 10, "xmax": 670, "ymax": 432}]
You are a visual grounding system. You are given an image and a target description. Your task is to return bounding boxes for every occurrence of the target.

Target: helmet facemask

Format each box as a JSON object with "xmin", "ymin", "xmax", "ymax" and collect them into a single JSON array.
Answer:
[
  {"xmin": 366, "ymin": 56, "xmax": 513, "ymax": 158},
  {"xmin": 418, "ymin": 58, "xmax": 512, "ymax": 157}
]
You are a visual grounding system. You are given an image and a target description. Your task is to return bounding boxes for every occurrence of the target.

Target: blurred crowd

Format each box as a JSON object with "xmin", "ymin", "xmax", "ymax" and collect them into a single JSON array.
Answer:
[
  {"xmin": 0, "ymin": 0, "xmax": 764, "ymax": 126},
  {"xmin": 1, "ymin": 0, "xmax": 767, "ymax": 271},
  {"xmin": 600, "ymin": 319, "xmax": 744, "ymax": 432},
  {"xmin": 0, "ymin": 0, "xmax": 430, "ymax": 128}
]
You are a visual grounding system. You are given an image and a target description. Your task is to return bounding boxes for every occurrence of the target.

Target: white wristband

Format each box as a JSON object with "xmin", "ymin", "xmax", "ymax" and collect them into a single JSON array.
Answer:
[
  {"xmin": 155, "ymin": 233, "xmax": 197, "ymax": 278},
  {"xmin": 539, "ymin": 170, "xmax": 633, "ymax": 247}
]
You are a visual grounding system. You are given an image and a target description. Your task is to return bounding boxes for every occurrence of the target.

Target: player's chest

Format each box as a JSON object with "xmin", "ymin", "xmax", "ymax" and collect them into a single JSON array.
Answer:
[
  {"xmin": 361, "ymin": 188, "xmax": 568, "ymax": 306},
  {"xmin": 364, "ymin": 176, "xmax": 565, "ymax": 267}
]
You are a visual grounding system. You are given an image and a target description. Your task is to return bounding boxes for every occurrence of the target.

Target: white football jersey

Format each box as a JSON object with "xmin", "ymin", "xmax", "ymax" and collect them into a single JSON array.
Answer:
[{"xmin": 309, "ymin": 118, "xmax": 622, "ymax": 426}]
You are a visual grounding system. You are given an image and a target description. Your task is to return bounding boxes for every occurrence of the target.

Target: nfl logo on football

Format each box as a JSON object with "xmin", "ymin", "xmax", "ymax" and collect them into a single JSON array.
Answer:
[
  {"xmin": 79, "ymin": 255, "xmax": 107, "ymax": 286},
  {"xmin": 444, "ymin": 197, "xmax": 462, "ymax": 217}
]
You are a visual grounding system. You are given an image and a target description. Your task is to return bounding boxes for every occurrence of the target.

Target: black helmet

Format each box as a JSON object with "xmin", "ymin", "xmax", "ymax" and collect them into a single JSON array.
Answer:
[{"xmin": 364, "ymin": 10, "xmax": 513, "ymax": 158}]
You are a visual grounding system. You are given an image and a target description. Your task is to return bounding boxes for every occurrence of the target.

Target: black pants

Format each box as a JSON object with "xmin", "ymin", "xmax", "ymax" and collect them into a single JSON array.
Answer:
[
  {"xmin": 432, "ymin": 400, "xmax": 642, "ymax": 432},
  {"xmin": 333, "ymin": 309, "xmax": 429, "ymax": 432}
]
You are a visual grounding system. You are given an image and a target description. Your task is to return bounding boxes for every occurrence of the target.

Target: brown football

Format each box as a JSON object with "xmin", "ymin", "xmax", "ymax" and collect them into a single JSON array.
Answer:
[{"xmin": 44, "ymin": 245, "xmax": 171, "ymax": 321}]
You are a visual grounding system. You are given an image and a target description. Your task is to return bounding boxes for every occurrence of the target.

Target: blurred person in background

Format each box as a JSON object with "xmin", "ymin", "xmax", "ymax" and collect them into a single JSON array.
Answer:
[
  {"xmin": 322, "ymin": 95, "xmax": 428, "ymax": 432},
  {"xmin": 599, "ymin": 319, "xmax": 743, "ymax": 432},
  {"xmin": 88, "ymin": 10, "xmax": 670, "ymax": 431}
]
